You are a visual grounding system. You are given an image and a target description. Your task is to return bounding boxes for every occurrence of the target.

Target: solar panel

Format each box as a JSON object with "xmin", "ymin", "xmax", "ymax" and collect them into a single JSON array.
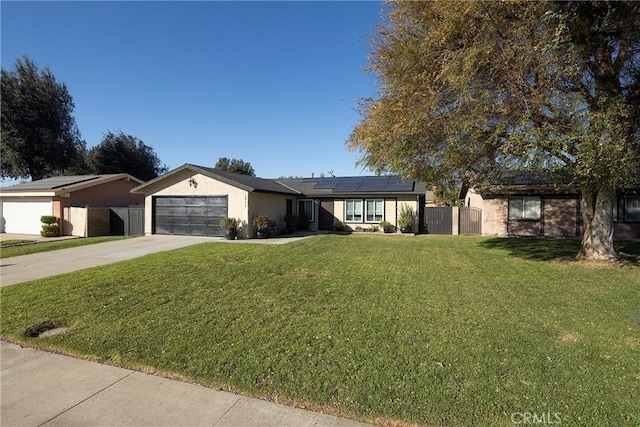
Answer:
[
  {"xmin": 334, "ymin": 177, "xmax": 366, "ymax": 192},
  {"xmin": 358, "ymin": 176, "xmax": 388, "ymax": 192},
  {"xmin": 5, "ymin": 175, "xmax": 100, "ymax": 191},
  {"xmin": 313, "ymin": 177, "xmax": 341, "ymax": 189},
  {"xmin": 384, "ymin": 176, "xmax": 414, "ymax": 191}
]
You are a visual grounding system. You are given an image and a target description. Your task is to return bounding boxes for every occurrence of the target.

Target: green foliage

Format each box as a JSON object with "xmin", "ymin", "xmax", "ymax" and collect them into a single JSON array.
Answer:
[
  {"xmin": 283, "ymin": 214, "xmax": 298, "ymax": 232},
  {"xmin": 349, "ymin": 1, "xmax": 640, "ymax": 259},
  {"xmin": 85, "ymin": 131, "xmax": 168, "ymax": 181},
  {"xmin": 251, "ymin": 215, "xmax": 269, "ymax": 231},
  {"xmin": 298, "ymin": 212, "xmax": 310, "ymax": 230},
  {"xmin": 379, "ymin": 220, "xmax": 395, "ymax": 233},
  {"xmin": 40, "ymin": 216, "xmax": 57, "ymax": 225},
  {"xmin": 333, "ymin": 220, "xmax": 345, "ymax": 231},
  {"xmin": 214, "ymin": 157, "xmax": 256, "ymax": 176},
  {"xmin": 1, "ymin": 55, "xmax": 85, "ymax": 180},
  {"xmin": 1, "ymin": 236, "xmax": 638, "ymax": 425},
  {"xmin": 40, "ymin": 224, "xmax": 59, "ymax": 238},
  {"xmin": 219, "ymin": 217, "xmax": 240, "ymax": 231},
  {"xmin": 397, "ymin": 205, "xmax": 416, "ymax": 230}
]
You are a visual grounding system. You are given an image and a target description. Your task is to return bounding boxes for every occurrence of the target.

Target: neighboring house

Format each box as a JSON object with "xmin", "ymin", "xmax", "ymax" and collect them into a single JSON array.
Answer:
[
  {"xmin": 462, "ymin": 180, "xmax": 640, "ymax": 240},
  {"xmin": 130, "ymin": 163, "xmax": 427, "ymax": 238},
  {"xmin": 0, "ymin": 174, "xmax": 144, "ymax": 235}
]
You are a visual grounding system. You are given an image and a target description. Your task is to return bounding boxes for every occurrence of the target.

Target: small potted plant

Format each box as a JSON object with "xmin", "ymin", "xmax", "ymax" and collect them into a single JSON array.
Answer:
[
  {"xmin": 379, "ymin": 220, "xmax": 395, "ymax": 233},
  {"xmin": 219, "ymin": 217, "xmax": 240, "ymax": 240},
  {"xmin": 251, "ymin": 214, "xmax": 270, "ymax": 239},
  {"xmin": 397, "ymin": 205, "xmax": 416, "ymax": 233}
]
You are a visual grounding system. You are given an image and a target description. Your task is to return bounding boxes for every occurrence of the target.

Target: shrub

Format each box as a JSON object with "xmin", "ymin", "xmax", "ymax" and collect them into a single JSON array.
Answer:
[
  {"xmin": 298, "ymin": 212, "xmax": 310, "ymax": 230},
  {"xmin": 251, "ymin": 215, "xmax": 270, "ymax": 231},
  {"xmin": 219, "ymin": 217, "xmax": 240, "ymax": 231},
  {"xmin": 397, "ymin": 205, "xmax": 417, "ymax": 230},
  {"xmin": 40, "ymin": 215, "xmax": 57, "ymax": 225},
  {"xmin": 333, "ymin": 221, "xmax": 345, "ymax": 231},
  {"xmin": 284, "ymin": 214, "xmax": 298, "ymax": 232},
  {"xmin": 379, "ymin": 220, "xmax": 395, "ymax": 233},
  {"xmin": 369, "ymin": 224, "xmax": 379, "ymax": 232},
  {"xmin": 41, "ymin": 224, "xmax": 60, "ymax": 237}
]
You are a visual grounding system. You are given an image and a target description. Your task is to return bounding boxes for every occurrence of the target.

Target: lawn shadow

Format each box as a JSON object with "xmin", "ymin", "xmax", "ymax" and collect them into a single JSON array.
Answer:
[
  {"xmin": 479, "ymin": 237, "xmax": 640, "ymax": 264},
  {"xmin": 479, "ymin": 237, "xmax": 581, "ymax": 262}
]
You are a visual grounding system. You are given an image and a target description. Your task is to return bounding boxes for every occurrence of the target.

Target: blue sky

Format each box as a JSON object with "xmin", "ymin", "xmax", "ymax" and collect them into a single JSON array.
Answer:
[{"xmin": 1, "ymin": 1, "xmax": 385, "ymax": 180}]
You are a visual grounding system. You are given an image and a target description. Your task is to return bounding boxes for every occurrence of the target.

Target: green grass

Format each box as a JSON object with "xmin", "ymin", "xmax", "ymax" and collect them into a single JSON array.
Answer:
[
  {"xmin": 1, "ymin": 235, "xmax": 639, "ymax": 426},
  {"xmin": 0, "ymin": 236, "xmax": 127, "ymax": 259}
]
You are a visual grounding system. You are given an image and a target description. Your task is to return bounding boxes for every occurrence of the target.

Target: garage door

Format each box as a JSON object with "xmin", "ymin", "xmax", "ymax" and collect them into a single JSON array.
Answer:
[
  {"xmin": 153, "ymin": 196, "xmax": 227, "ymax": 236},
  {"xmin": 2, "ymin": 200, "xmax": 53, "ymax": 235}
]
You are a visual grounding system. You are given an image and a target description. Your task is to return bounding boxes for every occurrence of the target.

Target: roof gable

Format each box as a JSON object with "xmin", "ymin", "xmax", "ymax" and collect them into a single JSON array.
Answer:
[{"xmin": 131, "ymin": 164, "xmax": 300, "ymax": 195}]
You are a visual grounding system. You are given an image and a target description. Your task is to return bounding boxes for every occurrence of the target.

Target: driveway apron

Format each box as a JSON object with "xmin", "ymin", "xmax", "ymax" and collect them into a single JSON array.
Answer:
[{"xmin": 0, "ymin": 235, "xmax": 221, "ymax": 287}]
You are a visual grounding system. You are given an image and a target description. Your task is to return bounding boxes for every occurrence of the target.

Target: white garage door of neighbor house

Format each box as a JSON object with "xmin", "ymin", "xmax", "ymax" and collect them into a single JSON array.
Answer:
[{"xmin": 2, "ymin": 200, "xmax": 53, "ymax": 235}]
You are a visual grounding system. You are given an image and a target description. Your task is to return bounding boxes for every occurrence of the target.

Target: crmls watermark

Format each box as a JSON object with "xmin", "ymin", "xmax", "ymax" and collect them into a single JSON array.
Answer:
[{"xmin": 511, "ymin": 412, "xmax": 562, "ymax": 424}]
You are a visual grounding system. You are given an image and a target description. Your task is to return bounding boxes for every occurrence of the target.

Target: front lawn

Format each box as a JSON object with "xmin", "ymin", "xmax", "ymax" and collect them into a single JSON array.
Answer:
[
  {"xmin": 0, "ymin": 236, "xmax": 127, "ymax": 259},
  {"xmin": 1, "ymin": 235, "xmax": 638, "ymax": 426}
]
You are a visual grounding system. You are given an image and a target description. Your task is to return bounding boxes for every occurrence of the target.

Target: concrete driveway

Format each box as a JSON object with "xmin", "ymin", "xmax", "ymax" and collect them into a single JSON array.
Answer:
[{"xmin": 0, "ymin": 235, "xmax": 221, "ymax": 287}]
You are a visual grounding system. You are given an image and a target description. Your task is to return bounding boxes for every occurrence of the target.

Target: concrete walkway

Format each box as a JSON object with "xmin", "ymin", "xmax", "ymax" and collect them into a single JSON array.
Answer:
[{"xmin": 1, "ymin": 341, "xmax": 371, "ymax": 427}]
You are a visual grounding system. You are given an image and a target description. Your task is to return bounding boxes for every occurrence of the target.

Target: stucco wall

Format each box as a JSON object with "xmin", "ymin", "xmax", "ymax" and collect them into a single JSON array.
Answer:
[
  {"xmin": 334, "ymin": 196, "xmax": 416, "ymax": 231},
  {"xmin": 141, "ymin": 171, "xmax": 249, "ymax": 235},
  {"xmin": 543, "ymin": 198, "xmax": 579, "ymax": 237},
  {"xmin": 482, "ymin": 198, "xmax": 508, "ymax": 236},
  {"xmin": 62, "ymin": 179, "xmax": 144, "ymax": 209},
  {"xmin": 248, "ymin": 192, "xmax": 295, "ymax": 237}
]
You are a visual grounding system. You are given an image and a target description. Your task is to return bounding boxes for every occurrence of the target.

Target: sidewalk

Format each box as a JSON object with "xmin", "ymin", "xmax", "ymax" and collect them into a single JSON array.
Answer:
[{"xmin": 1, "ymin": 341, "xmax": 372, "ymax": 427}]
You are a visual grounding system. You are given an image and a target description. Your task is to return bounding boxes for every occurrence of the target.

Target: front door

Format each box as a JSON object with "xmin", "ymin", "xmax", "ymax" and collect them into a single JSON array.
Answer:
[{"xmin": 318, "ymin": 199, "xmax": 334, "ymax": 230}]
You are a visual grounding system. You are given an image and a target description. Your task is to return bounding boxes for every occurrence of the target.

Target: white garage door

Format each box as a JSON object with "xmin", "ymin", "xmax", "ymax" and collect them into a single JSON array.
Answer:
[{"xmin": 2, "ymin": 200, "xmax": 53, "ymax": 235}]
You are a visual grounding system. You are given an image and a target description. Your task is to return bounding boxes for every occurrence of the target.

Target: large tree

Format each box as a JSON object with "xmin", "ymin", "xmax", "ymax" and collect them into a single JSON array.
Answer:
[
  {"xmin": 1, "ymin": 55, "xmax": 85, "ymax": 180},
  {"xmin": 214, "ymin": 157, "xmax": 256, "ymax": 176},
  {"xmin": 349, "ymin": 1, "xmax": 639, "ymax": 261},
  {"xmin": 86, "ymin": 131, "xmax": 168, "ymax": 181}
]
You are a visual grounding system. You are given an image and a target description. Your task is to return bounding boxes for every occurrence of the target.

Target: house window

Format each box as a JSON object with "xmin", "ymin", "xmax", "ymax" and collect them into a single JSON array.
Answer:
[
  {"xmin": 298, "ymin": 199, "xmax": 314, "ymax": 222},
  {"xmin": 345, "ymin": 199, "xmax": 363, "ymax": 222},
  {"xmin": 508, "ymin": 196, "xmax": 541, "ymax": 220},
  {"xmin": 365, "ymin": 199, "xmax": 384, "ymax": 222},
  {"xmin": 625, "ymin": 197, "xmax": 640, "ymax": 221}
]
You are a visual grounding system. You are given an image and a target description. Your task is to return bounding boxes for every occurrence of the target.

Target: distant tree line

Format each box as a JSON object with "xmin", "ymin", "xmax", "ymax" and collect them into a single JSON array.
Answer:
[{"xmin": 1, "ymin": 56, "xmax": 168, "ymax": 182}]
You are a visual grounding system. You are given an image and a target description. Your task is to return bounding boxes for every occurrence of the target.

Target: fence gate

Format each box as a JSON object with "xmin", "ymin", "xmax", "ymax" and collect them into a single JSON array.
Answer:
[
  {"xmin": 425, "ymin": 207, "xmax": 453, "ymax": 234},
  {"xmin": 459, "ymin": 207, "xmax": 482, "ymax": 235},
  {"xmin": 110, "ymin": 207, "xmax": 145, "ymax": 236}
]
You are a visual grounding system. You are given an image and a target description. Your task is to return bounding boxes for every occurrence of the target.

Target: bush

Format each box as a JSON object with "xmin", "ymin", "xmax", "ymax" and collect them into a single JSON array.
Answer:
[
  {"xmin": 298, "ymin": 212, "xmax": 310, "ymax": 230},
  {"xmin": 398, "ymin": 205, "xmax": 417, "ymax": 230},
  {"xmin": 41, "ymin": 224, "xmax": 60, "ymax": 237},
  {"xmin": 219, "ymin": 217, "xmax": 240, "ymax": 231},
  {"xmin": 40, "ymin": 215, "xmax": 57, "ymax": 225},
  {"xmin": 284, "ymin": 214, "xmax": 298, "ymax": 232},
  {"xmin": 379, "ymin": 220, "xmax": 395, "ymax": 233},
  {"xmin": 251, "ymin": 215, "xmax": 270, "ymax": 231},
  {"xmin": 333, "ymin": 221, "xmax": 345, "ymax": 231}
]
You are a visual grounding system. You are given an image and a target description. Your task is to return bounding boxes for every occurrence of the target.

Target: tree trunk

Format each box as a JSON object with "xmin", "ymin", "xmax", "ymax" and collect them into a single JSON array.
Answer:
[{"xmin": 577, "ymin": 187, "xmax": 618, "ymax": 261}]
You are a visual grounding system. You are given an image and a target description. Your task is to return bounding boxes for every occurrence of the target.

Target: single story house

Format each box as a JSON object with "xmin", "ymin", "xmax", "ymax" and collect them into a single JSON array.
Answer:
[
  {"xmin": 1, "ymin": 174, "xmax": 144, "ymax": 235},
  {"xmin": 462, "ymin": 179, "xmax": 640, "ymax": 240},
  {"xmin": 130, "ymin": 163, "xmax": 428, "ymax": 238}
]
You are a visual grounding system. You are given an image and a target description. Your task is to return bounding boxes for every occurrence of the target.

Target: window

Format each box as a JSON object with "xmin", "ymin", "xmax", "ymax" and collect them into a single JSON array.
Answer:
[
  {"xmin": 345, "ymin": 199, "xmax": 362, "ymax": 222},
  {"xmin": 625, "ymin": 197, "xmax": 640, "ymax": 221},
  {"xmin": 298, "ymin": 199, "xmax": 314, "ymax": 222},
  {"xmin": 365, "ymin": 199, "xmax": 384, "ymax": 222},
  {"xmin": 508, "ymin": 196, "xmax": 541, "ymax": 220}
]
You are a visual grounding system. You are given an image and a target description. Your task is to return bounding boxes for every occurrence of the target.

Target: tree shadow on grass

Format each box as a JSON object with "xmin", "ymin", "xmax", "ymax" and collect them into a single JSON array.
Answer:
[{"xmin": 479, "ymin": 237, "xmax": 640, "ymax": 264}]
